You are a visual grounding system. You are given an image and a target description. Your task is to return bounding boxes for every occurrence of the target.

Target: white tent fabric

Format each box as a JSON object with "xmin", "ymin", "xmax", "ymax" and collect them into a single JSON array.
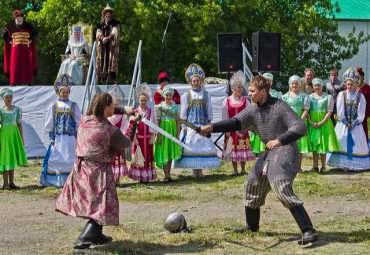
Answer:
[{"xmin": 0, "ymin": 84, "xmax": 229, "ymax": 158}]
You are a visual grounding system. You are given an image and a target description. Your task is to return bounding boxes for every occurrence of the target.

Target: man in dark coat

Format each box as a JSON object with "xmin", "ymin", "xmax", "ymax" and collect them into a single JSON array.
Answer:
[
  {"xmin": 2, "ymin": 10, "xmax": 38, "ymax": 86},
  {"xmin": 200, "ymin": 75, "xmax": 318, "ymax": 245},
  {"xmin": 95, "ymin": 4, "xmax": 120, "ymax": 84}
]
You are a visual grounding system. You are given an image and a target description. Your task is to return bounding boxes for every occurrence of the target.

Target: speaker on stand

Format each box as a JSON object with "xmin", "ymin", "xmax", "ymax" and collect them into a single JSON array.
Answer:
[{"xmin": 252, "ymin": 31, "xmax": 281, "ymax": 72}]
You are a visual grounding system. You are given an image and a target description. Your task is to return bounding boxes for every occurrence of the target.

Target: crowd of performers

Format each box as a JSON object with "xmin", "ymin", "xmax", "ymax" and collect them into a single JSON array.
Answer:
[{"xmin": 1, "ymin": 63, "xmax": 370, "ymax": 251}]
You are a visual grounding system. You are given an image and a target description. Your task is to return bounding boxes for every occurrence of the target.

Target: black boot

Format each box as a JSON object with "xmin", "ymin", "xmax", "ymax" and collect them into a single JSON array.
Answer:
[
  {"xmin": 233, "ymin": 207, "xmax": 260, "ymax": 233},
  {"xmin": 290, "ymin": 205, "xmax": 319, "ymax": 245},
  {"xmin": 93, "ymin": 225, "xmax": 113, "ymax": 245},
  {"xmin": 74, "ymin": 220, "xmax": 100, "ymax": 249}
]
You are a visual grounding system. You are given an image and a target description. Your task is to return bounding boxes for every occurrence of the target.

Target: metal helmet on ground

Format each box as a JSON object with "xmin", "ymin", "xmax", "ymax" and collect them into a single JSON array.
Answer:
[{"xmin": 164, "ymin": 211, "xmax": 188, "ymax": 233}]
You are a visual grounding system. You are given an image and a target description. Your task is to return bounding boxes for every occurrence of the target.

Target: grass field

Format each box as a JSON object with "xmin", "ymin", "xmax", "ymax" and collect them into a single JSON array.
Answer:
[{"xmin": 1, "ymin": 154, "xmax": 369, "ymax": 255}]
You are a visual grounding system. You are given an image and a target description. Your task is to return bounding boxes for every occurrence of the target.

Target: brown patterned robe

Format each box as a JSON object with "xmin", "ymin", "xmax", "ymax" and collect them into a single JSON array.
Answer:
[
  {"xmin": 55, "ymin": 114, "xmax": 131, "ymax": 226},
  {"xmin": 95, "ymin": 19, "xmax": 120, "ymax": 84}
]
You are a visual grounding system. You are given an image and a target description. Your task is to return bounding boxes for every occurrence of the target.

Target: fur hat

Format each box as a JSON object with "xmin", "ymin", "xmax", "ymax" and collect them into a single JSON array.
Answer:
[{"xmin": 158, "ymin": 72, "xmax": 169, "ymax": 84}]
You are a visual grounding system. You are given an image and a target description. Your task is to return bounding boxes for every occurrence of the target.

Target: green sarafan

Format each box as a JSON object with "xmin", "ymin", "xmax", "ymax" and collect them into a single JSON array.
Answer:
[{"xmin": 1, "ymin": 157, "xmax": 369, "ymax": 254}]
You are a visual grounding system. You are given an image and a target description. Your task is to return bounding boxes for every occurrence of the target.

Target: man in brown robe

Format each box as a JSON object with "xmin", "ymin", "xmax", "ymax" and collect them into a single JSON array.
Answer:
[{"xmin": 95, "ymin": 4, "xmax": 120, "ymax": 84}]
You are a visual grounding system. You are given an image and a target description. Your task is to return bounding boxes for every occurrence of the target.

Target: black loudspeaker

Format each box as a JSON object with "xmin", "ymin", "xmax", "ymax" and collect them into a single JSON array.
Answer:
[
  {"xmin": 217, "ymin": 33, "xmax": 243, "ymax": 73},
  {"xmin": 252, "ymin": 31, "xmax": 281, "ymax": 72}
]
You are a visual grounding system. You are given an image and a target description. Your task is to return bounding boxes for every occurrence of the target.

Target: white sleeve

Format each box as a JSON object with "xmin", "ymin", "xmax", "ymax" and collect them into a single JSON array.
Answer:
[
  {"xmin": 278, "ymin": 91, "xmax": 283, "ymax": 99},
  {"xmin": 16, "ymin": 107, "xmax": 22, "ymax": 123},
  {"xmin": 120, "ymin": 116, "xmax": 129, "ymax": 133},
  {"xmin": 73, "ymin": 103, "xmax": 82, "ymax": 129},
  {"xmin": 303, "ymin": 94, "xmax": 310, "ymax": 110},
  {"xmin": 180, "ymin": 92, "xmax": 189, "ymax": 120},
  {"xmin": 336, "ymin": 92, "xmax": 345, "ymax": 121},
  {"xmin": 221, "ymin": 97, "xmax": 229, "ymax": 120},
  {"xmin": 148, "ymin": 108, "xmax": 158, "ymax": 134},
  {"xmin": 206, "ymin": 92, "xmax": 213, "ymax": 122},
  {"xmin": 154, "ymin": 105, "xmax": 161, "ymax": 120},
  {"xmin": 44, "ymin": 103, "xmax": 56, "ymax": 132},
  {"xmin": 357, "ymin": 93, "xmax": 366, "ymax": 123},
  {"xmin": 327, "ymin": 95, "xmax": 334, "ymax": 112}
]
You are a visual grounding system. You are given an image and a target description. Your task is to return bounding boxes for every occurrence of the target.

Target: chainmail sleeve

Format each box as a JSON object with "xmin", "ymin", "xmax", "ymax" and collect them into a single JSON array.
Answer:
[
  {"xmin": 275, "ymin": 100, "xmax": 307, "ymax": 145},
  {"xmin": 235, "ymin": 107, "xmax": 257, "ymax": 134}
]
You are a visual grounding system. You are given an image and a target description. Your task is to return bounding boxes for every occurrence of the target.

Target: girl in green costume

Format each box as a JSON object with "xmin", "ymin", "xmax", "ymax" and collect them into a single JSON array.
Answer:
[
  {"xmin": 154, "ymin": 86, "xmax": 182, "ymax": 183},
  {"xmin": 250, "ymin": 73, "xmax": 283, "ymax": 154},
  {"xmin": 307, "ymin": 78, "xmax": 341, "ymax": 173},
  {"xmin": 0, "ymin": 88, "xmax": 28, "ymax": 190},
  {"xmin": 283, "ymin": 75, "xmax": 312, "ymax": 172}
]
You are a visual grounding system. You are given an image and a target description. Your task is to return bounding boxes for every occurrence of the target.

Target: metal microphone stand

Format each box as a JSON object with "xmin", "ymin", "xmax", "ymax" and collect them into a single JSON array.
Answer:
[{"xmin": 162, "ymin": 10, "xmax": 174, "ymax": 73}]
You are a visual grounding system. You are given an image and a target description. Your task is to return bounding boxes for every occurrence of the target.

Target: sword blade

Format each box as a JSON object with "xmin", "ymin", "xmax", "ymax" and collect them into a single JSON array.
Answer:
[
  {"xmin": 158, "ymin": 107, "xmax": 198, "ymax": 131},
  {"xmin": 158, "ymin": 107, "xmax": 211, "ymax": 138},
  {"xmin": 141, "ymin": 117, "xmax": 192, "ymax": 151}
]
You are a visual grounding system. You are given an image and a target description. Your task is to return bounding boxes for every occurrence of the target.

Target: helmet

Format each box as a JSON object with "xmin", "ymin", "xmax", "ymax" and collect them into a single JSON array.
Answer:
[{"xmin": 164, "ymin": 211, "xmax": 188, "ymax": 233}]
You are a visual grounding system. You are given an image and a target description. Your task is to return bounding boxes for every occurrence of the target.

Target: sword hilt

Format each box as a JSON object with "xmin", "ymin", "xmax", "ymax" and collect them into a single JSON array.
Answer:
[{"xmin": 196, "ymin": 126, "xmax": 211, "ymax": 138}]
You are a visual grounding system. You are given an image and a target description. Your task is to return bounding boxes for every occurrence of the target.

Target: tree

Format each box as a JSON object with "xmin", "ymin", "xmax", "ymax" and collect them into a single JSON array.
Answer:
[{"xmin": 0, "ymin": 0, "xmax": 368, "ymax": 87}]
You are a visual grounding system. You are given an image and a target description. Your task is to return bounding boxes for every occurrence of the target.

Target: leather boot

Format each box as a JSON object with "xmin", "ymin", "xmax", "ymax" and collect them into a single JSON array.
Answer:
[
  {"xmin": 290, "ymin": 205, "xmax": 319, "ymax": 245},
  {"xmin": 75, "ymin": 220, "xmax": 100, "ymax": 249},
  {"xmin": 93, "ymin": 225, "xmax": 113, "ymax": 245},
  {"xmin": 233, "ymin": 207, "xmax": 260, "ymax": 233}
]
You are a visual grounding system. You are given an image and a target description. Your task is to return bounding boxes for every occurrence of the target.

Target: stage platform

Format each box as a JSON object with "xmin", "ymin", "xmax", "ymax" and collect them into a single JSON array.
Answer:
[{"xmin": 0, "ymin": 84, "xmax": 229, "ymax": 158}]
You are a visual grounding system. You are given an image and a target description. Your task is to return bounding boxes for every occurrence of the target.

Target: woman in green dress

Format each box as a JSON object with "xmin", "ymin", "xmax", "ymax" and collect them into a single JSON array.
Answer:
[
  {"xmin": 283, "ymin": 75, "xmax": 312, "ymax": 172},
  {"xmin": 154, "ymin": 86, "xmax": 182, "ymax": 183},
  {"xmin": 307, "ymin": 78, "xmax": 341, "ymax": 173},
  {"xmin": 0, "ymin": 88, "xmax": 28, "ymax": 190}
]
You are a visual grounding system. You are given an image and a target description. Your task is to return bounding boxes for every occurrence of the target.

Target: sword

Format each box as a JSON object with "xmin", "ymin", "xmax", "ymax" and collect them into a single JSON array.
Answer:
[
  {"xmin": 158, "ymin": 107, "xmax": 212, "ymax": 138},
  {"xmin": 141, "ymin": 117, "xmax": 192, "ymax": 151}
]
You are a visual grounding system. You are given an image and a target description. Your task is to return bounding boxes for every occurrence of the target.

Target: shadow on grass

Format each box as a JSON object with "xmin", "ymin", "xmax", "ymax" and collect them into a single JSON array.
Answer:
[
  {"xmin": 118, "ymin": 173, "xmax": 246, "ymax": 189},
  {"xmin": 321, "ymin": 168, "xmax": 369, "ymax": 176},
  {"xmin": 226, "ymin": 229, "xmax": 368, "ymax": 250},
  {"xmin": 94, "ymin": 239, "xmax": 217, "ymax": 254}
]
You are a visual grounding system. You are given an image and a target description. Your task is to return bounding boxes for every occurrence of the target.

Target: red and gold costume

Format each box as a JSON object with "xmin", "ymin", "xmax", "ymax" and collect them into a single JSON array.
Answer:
[{"xmin": 2, "ymin": 11, "xmax": 38, "ymax": 84}]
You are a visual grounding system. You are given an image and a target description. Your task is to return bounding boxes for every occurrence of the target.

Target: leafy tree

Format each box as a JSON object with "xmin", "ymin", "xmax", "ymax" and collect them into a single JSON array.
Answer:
[{"xmin": 0, "ymin": 0, "xmax": 368, "ymax": 88}]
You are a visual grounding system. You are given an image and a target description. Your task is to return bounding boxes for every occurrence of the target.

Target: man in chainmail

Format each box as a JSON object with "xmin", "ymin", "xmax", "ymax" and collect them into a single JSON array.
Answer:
[
  {"xmin": 95, "ymin": 4, "xmax": 120, "ymax": 84},
  {"xmin": 199, "ymin": 75, "xmax": 318, "ymax": 245}
]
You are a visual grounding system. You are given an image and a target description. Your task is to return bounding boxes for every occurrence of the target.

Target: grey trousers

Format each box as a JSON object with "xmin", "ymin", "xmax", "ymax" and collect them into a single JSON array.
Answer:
[{"xmin": 243, "ymin": 175, "xmax": 303, "ymax": 209}]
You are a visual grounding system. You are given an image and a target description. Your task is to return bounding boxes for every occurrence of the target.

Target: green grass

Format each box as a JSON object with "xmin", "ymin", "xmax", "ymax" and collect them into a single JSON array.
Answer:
[{"xmin": 1, "ymin": 158, "xmax": 369, "ymax": 254}]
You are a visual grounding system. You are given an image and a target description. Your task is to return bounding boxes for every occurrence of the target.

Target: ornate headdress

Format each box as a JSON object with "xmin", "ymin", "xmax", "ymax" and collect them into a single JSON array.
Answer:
[
  {"xmin": 289, "ymin": 75, "xmax": 301, "ymax": 87},
  {"xmin": 0, "ymin": 88, "xmax": 13, "ymax": 98},
  {"xmin": 262, "ymin": 73, "xmax": 273, "ymax": 82},
  {"xmin": 107, "ymin": 85, "xmax": 124, "ymax": 104},
  {"xmin": 185, "ymin": 63, "xmax": 205, "ymax": 85},
  {"xmin": 230, "ymin": 70, "xmax": 246, "ymax": 88},
  {"xmin": 312, "ymin": 78, "xmax": 324, "ymax": 86},
  {"xmin": 54, "ymin": 73, "xmax": 73, "ymax": 94},
  {"xmin": 342, "ymin": 67, "xmax": 361, "ymax": 86},
  {"xmin": 162, "ymin": 86, "xmax": 174, "ymax": 96},
  {"xmin": 135, "ymin": 82, "xmax": 152, "ymax": 99},
  {"xmin": 13, "ymin": 10, "xmax": 24, "ymax": 18},
  {"xmin": 102, "ymin": 4, "xmax": 113, "ymax": 14},
  {"xmin": 72, "ymin": 26, "xmax": 81, "ymax": 32}
]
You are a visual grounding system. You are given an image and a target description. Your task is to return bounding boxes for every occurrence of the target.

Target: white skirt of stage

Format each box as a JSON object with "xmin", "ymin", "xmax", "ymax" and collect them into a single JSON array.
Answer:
[{"xmin": 174, "ymin": 128, "xmax": 221, "ymax": 169}]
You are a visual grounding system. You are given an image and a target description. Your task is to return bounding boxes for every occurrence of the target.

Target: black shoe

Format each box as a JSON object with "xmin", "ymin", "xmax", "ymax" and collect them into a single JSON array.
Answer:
[
  {"xmin": 298, "ymin": 229, "xmax": 319, "ymax": 245},
  {"xmin": 233, "ymin": 207, "xmax": 260, "ymax": 233},
  {"xmin": 28, "ymin": 83, "xmax": 34, "ymax": 86},
  {"xmin": 290, "ymin": 205, "xmax": 319, "ymax": 245},
  {"xmin": 75, "ymin": 220, "xmax": 100, "ymax": 249},
  {"xmin": 233, "ymin": 224, "xmax": 257, "ymax": 233},
  {"xmin": 93, "ymin": 225, "xmax": 112, "ymax": 245}
]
